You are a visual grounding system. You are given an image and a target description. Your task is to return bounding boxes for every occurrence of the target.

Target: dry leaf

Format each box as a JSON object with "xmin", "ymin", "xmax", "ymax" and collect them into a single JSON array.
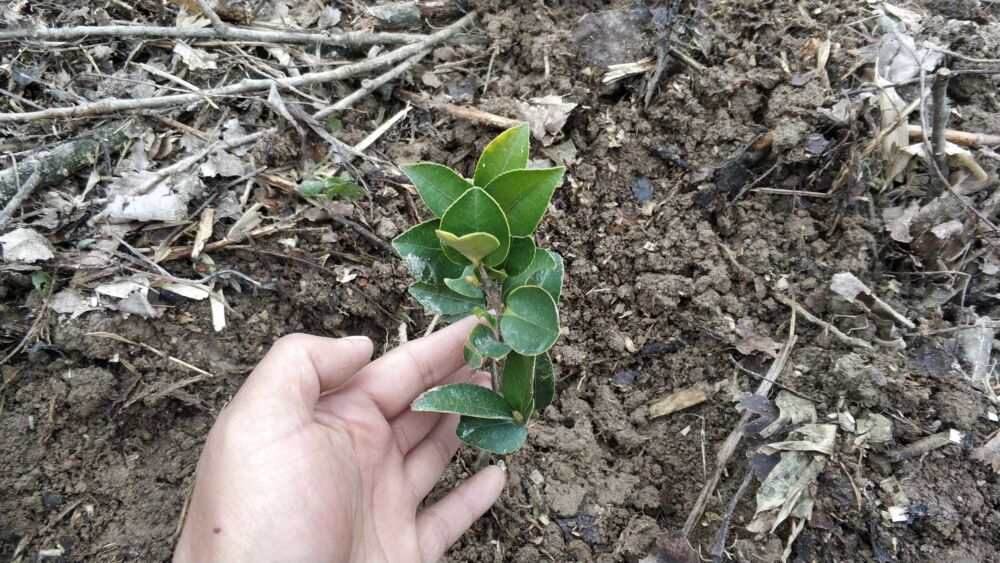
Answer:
[
  {"xmin": 882, "ymin": 200, "xmax": 921, "ymax": 243},
  {"xmin": 972, "ymin": 434, "xmax": 1000, "ymax": 473},
  {"xmin": 174, "ymin": 42, "xmax": 218, "ymax": 70},
  {"xmin": 49, "ymin": 289, "xmax": 100, "ymax": 319},
  {"xmin": 0, "ymin": 228, "xmax": 54, "ymax": 263},
  {"xmin": 519, "ymin": 95, "xmax": 577, "ymax": 146}
]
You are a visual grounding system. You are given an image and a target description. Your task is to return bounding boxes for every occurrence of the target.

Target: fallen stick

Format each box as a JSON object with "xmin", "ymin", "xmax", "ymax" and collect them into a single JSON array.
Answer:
[
  {"xmin": 710, "ymin": 470, "xmax": 753, "ymax": 563},
  {"xmin": 0, "ymin": 24, "xmax": 424, "ymax": 48},
  {"xmin": 315, "ymin": 49, "xmax": 431, "ymax": 118},
  {"xmin": 681, "ymin": 333, "xmax": 798, "ymax": 537},
  {"xmin": 395, "ymin": 89, "xmax": 521, "ymax": 129},
  {"xmin": 907, "ymin": 124, "xmax": 1000, "ymax": 149},
  {"xmin": 774, "ymin": 293, "xmax": 873, "ymax": 350},
  {"xmin": 0, "ymin": 126, "xmax": 129, "ymax": 208},
  {"xmin": 0, "ymin": 167, "xmax": 41, "ymax": 227},
  {"xmin": 0, "ymin": 12, "xmax": 477, "ymax": 123}
]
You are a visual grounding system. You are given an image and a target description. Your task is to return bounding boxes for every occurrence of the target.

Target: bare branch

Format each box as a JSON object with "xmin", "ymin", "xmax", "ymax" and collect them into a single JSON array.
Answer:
[{"xmin": 0, "ymin": 12, "xmax": 477, "ymax": 124}]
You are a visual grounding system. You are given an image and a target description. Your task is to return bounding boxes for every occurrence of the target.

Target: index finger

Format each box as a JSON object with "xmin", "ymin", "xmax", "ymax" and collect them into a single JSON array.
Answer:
[{"xmin": 348, "ymin": 315, "xmax": 480, "ymax": 418}]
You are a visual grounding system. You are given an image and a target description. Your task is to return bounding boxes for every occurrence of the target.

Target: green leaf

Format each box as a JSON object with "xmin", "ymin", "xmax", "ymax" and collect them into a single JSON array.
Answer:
[
  {"xmin": 502, "ymin": 249, "xmax": 556, "ymax": 299},
  {"xmin": 463, "ymin": 345, "xmax": 484, "ymax": 370},
  {"xmin": 483, "ymin": 167, "xmax": 564, "ymax": 236},
  {"xmin": 500, "ymin": 285, "xmax": 559, "ymax": 356},
  {"xmin": 409, "ymin": 282, "xmax": 483, "ymax": 316},
  {"xmin": 401, "ymin": 162, "xmax": 472, "ymax": 218},
  {"xmin": 298, "ymin": 180, "xmax": 326, "ymax": 196},
  {"xmin": 504, "ymin": 237, "xmax": 536, "ymax": 276},
  {"xmin": 411, "ymin": 383, "xmax": 513, "ymax": 420},
  {"xmin": 439, "ymin": 188, "xmax": 510, "ymax": 267},
  {"xmin": 444, "ymin": 267, "xmax": 483, "ymax": 299},
  {"xmin": 528, "ymin": 250, "xmax": 564, "ymax": 302},
  {"xmin": 474, "ymin": 123, "xmax": 530, "ymax": 187},
  {"xmin": 392, "ymin": 220, "xmax": 464, "ymax": 284},
  {"xmin": 533, "ymin": 352, "xmax": 555, "ymax": 413},
  {"xmin": 31, "ymin": 271, "xmax": 52, "ymax": 298},
  {"xmin": 469, "ymin": 324, "xmax": 511, "ymax": 359},
  {"xmin": 325, "ymin": 117, "xmax": 342, "ymax": 136},
  {"xmin": 457, "ymin": 416, "xmax": 528, "ymax": 454},
  {"xmin": 474, "ymin": 306, "xmax": 498, "ymax": 331},
  {"xmin": 323, "ymin": 176, "xmax": 366, "ymax": 200},
  {"xmin": 501, "ymin": 352, "xmax": 535, "ymax": 420},
  {"xmin": 436, "ymin": 230, "xmax": 500, "ymax": 266}
]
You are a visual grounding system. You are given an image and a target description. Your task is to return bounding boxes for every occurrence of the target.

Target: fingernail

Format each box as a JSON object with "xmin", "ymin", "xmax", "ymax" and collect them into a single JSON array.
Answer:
[
  {"xmin": 343, "ymin": 336, "xmax": 371, "ymax": 343},
  {"xmin": 496, "ymin": 460, "xmax": 507, "ymax": 473}
]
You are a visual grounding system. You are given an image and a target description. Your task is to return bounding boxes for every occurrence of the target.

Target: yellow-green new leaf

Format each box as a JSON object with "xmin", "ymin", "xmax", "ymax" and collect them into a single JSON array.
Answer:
[
  {"xmin": 436, "ymin": 230, "xmax": 500, "ymax": 266},
  {"xmin": 500, "ymin": 285, "xmax": 559, "ymax": 356},
  {"xmin": 484, "ymin": 167, "xmax": 564, "ymax": 236},
  {"xmin": 474, "ymin": 123, "xmax": 530, "ymax": 187},
  {"xmin": 401, "ymin": 162, "xmax": 472, "ymax": 217},
  {"xmin": 439, "ymin": 188, "xmax": 510, "ymax": 267}
]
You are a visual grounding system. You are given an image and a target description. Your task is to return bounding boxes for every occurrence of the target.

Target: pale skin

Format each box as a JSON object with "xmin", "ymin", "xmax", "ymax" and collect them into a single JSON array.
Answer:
[{"xmin": 173, "ymin": 316, "xmax": 505, "ymax": 562}]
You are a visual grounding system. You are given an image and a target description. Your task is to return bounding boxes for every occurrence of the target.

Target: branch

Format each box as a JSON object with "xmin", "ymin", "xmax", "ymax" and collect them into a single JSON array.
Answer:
[
  {"xmin": 477, "ymin": 263, "xmax": 504, "ymax": 392},
  {"xmin": 0, "ymin": 165, "xmax": 41, "ymax": 227},
  {"xmin": 0, "ymin": 11, "xmax": 477, "ymax": 123},
  {"xmin": 395, "ymin": 90, "xmax": 521, "ymax": 129},
  {"xmin": 0, "ymin": 24, "xmax": 424, "ymax": 48},
  {"xmin": 315, "ymin": 50, "xmax": 431, "ymax": 118}
]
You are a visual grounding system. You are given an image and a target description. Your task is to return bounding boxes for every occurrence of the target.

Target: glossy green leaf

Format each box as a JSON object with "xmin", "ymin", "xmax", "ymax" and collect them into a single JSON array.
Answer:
[
  {"xmin": 392, "ymin": 220, "xmax": 464, "ymax": 284},
  {"xmin": 463, "ymin": 345, "xmax": 484, "ymax": 370},
  {"xmin": 436, "ymin": 230, "xmax": 500, "ymax": 266},
  {"xmin": 500, "ymin": 285, "xmax": 559, "ymax": 356},
  {"xmin": 457, "ymin": 415, "xmax": 528, "ymax": 454},
  {"xmin": 409, "ymin": 282, "xmax": 483, "ymax": 317},
  {"xmin": 439, "ymin": 188, "xmax": 510, "ymax": 267},
  {"xmin": 533, "ymin": 352, "xmax": 555, "ymax": 413},
  {"xmin": 474, "ymin": 123, "xmax": 530, "ymax": 187},
  {"xmin": 484, "ymin": 167, "xmax": 564, "ymax": 236},
  {"xmin": 444, "ymin": 266, "xmax": 483, "ymax": 299},
  {"xmin": 504, "ymin": 237, "xmax": 536, "ymax": 276},
  {"xmin": 528, "ymin": 250, "xmax": 564, "ymax": 302},
  {"xmin": 31, "ymin": 271, "xmax": 52, "ymax": 297},
  {"xmin": 401, "ymin": 162, "xmax": 472, "ymax": 217},
  {"xmin": 474, "ymin": 307, "xmax": 498, "ymax": 331},
  {"xmin": 502, "ymin": 249, "xmax": 557, "ymax": 299},
  {"xmin": 412, "ymin": 383, "xmax": 513, "ymax": 420},
  {"xmin": 501, "ymin": 352, "xmax": 535, "ymax": 420},
  {"xmin": 469, "ymin": 324, "xmax": 511, "ymax": 359}
]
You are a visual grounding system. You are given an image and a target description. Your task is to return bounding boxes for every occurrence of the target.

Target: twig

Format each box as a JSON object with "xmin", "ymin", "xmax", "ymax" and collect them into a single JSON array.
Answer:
[
  {"xmin": 315, "ymin": 50, "xmax": 431, "ymax": 118},
  {"xmin": 0, "ymin": 165, "xmax": 41, "ymax": 227},
  {"xmin": 906, "ymin": 125, "xmax": 1000, "ymax": 148},
  {"xmin": 918, "ymin": 66, "xmax": 1000, "ymax": 232},
  {"xmin": 85, "ymin": 332, "xmax": 213, "ymax": 377},
  {"xmin": 0, "ymin": 25, "xmax": 424, "ymax": 48},
  {"xmin": 134, "ymin": 62, "xmax": 220, "ymax": 110},
  {"xmin": 774, "ymin": 293, "xmax": 873, "ymax": 350},
  {"xmin": 194, "ymin": 0, "xmax": 229, "ymax": 31},
  {"xmin": 0, "ymin": 12, "xmax": 477, "ymax": 123},
  {"xmin": 395, "ymin": 89, "xmax": 521, "ymax": 129},
  {"xmin": 930, "ymin": 67, "xmax": 952, "ymax": 191},
  {"xmin": 354, "ymin": 105, "xmax": 412, "ymax": 153},
  {"xmin": 710, "ymin": 470, "xmax": 753, "ymax": 563},
  {"xmin": 681, "ymin": 332, "xmax": 797, "ymax": 537},
  {"xmin": 752, "ymin": 187, "xmax": 833, "ymax": 198}
]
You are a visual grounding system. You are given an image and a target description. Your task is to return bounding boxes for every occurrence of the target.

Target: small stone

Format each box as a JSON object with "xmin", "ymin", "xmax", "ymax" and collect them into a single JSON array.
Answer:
[
  {"xmin": 629, "ymin": 177, "xmax": 653, "ymax": 203},
  {"xmin": 529, "ymin": 469, "xmax": 545, "ymax": 485},
  {"xmin": 42, "ymin": 492, "xmax": 63, "ymax": 509}
]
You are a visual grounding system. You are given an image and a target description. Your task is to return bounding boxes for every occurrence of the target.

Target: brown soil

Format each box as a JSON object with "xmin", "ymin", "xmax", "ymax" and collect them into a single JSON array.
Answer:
[{"xmin": 2, "ymin": 0, "xmax": 999, "ymax": 562}]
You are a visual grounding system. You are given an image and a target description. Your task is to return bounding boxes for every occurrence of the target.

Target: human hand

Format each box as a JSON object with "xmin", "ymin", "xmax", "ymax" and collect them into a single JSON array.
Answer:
[{"xmin": 173, "ymin": 316, "xmax": 505, "ymax": 562}]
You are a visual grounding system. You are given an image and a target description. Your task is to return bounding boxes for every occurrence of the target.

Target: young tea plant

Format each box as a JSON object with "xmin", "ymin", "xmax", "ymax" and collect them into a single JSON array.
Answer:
[{"xmin": 392, "ymin": 123, "xmax": 565, "ymax": 454}]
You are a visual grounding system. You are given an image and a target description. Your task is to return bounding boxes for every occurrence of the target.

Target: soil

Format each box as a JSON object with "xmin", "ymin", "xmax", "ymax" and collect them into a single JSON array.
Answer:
[{"xmin": 2, "ymin": 0, "xmax": 1000, "ymax": 562}]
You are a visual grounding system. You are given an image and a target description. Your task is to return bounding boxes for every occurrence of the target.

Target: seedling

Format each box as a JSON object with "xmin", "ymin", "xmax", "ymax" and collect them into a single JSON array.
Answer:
[{"xmin": 392, "ymin": 123, "xmax": 565, "ymax": 454}]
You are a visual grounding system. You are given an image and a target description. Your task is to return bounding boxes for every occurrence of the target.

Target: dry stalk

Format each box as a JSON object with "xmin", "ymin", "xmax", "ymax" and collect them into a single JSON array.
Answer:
[
  {"xmin": 930, "ymin": 67, "xmax": 952, "ymax": 191},
  {"xmin": 0, "ymin": 12, "xmax": 477, "ymax": 123}
]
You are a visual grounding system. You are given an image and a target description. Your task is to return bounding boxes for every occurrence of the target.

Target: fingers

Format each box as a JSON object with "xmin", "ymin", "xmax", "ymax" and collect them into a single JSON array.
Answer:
[
  {"xmin": 402, "ymin": 412, "xmax": 460, "ymax": 502},
  {"xmin": 389, "ymin": 367, "xmax": 482, "ymax": 454},
  {"xmin": 349, "ymin": 316, "xmax": 480, "ymax": 418},
  {"xmin": 239, "ymin": 334, "xmax": 374, "ymax": 414},
  {"xmin": 416, "ymin": 465, "xmax": 506, "ymax": 563}
]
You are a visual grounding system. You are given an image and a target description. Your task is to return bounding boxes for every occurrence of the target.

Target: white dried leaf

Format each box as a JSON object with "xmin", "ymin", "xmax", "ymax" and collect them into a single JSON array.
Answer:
[
  {"xmin": 222, "ymin": 118, "xmax": 251, "ymax": 156},
  {"xmin": 174, "ymin": 42, "xmax": 218, "ymax": 70},
  {"xmin": 760, "ymin": 391, "xmax": 817, "ymax": 438},
  {"xmin": 0, "ymin": 228, "xmax": 54, "ymax": 263},
  {"xmin": 758, "ymin": 423, "xmax": 838, "ymax": 456},
  {"xmin": 318, "ymin": 6, "xmax": 341, "ymax": 27},
  {"xmin": 519, "ymin": 95, "xmax": 577, "ymax": 146},
  {"xmin": 900, "ymin": 141, "xmax": 988, "ymax": 181},
  {"xmin": 854, "ymin": 411, "xmax": 893, "ymax": 448},
  {"xmin": 882, "ymin": 200, "xmax": 921, "ymax": 243},
  {"xmin": 200, "ymin": 150, "xmax": 249, "ymax": 178},
  {"xmin": 958, "ymin": 314, "xmax": 994, "ymax": 386},
  {"xmin": 210, "ymin": 288, "xmax": 227, "ymax": 332},
  {"xmin": 49, "ymin": 289, "xmax": 101, "ymax": 319},
  {"xmin": 747, "ymin": 451, "xmax": 824, "ymax": 534},
  {"xmin": 157, "ymin": 282, "xmax": 211, "ymax": 300},
  {"xmin": 830, "ymin": 272, "xmax": 870, "ymax": 303}
]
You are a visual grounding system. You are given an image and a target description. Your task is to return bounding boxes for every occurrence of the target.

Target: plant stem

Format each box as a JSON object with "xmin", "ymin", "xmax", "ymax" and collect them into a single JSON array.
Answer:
[
  {"xmin": 931, "ymin": 67, "xmax": 952, "ymax": 194},
  {"xmin": 477, "ymin": 264, "xmax": 504, "ymax": 392}
]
